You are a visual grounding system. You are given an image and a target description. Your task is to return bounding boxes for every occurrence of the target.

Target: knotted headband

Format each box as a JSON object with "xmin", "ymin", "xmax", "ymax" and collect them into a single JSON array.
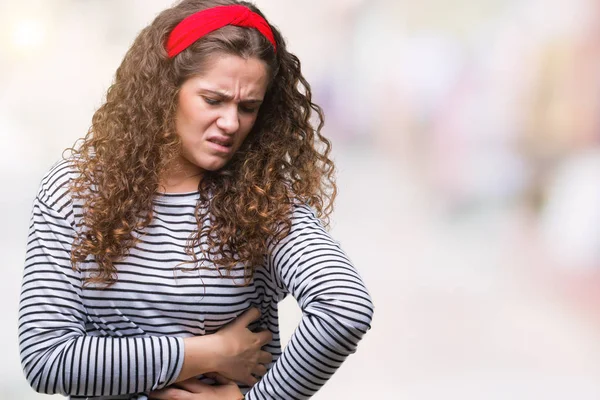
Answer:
[{"xmin": 166, "ymin": 5, "xmax": 277, "ymax": 58}]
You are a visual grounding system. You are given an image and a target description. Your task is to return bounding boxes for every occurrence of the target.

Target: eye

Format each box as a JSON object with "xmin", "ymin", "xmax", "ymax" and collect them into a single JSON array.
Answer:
[
  {"xmin": 239, "ymin": 105, "xmax": 259, "ymax": 114},
  {"xmin": 203, "ymin": 97, "xmax": 221, "ymax": 106}
]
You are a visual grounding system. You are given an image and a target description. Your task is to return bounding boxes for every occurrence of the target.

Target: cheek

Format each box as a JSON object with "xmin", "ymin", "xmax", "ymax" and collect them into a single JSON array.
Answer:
[
  {"xmin": 175, "ymin": 97, "xmax": 210, "ymax": 133},
  {"xmin": 176, "ymin": 112, "xmax": 205, "ymax": 143},
  {"xmin": 240, "ymin": 116, "xmax": 258, "ymax": 136},
  {"xmin": 174, "ymin": 107, "xmax": 190, "ymax": 139}
]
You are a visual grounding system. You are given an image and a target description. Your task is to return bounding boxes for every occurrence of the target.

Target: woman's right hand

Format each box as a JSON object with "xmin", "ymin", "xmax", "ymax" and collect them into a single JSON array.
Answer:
[
  {"xmin": 211, "ymin": 308, "xmax": 273, "ymax": 385},
  {"xmin": 150, "ymin": 376, "xmax": 244, "ymax": 400}
]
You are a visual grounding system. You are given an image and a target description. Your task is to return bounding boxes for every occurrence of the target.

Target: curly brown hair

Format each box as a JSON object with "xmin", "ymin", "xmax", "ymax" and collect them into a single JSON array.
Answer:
[{"xmin": 68, "ymin": 0, "xmax": 337, "ymax": 286}]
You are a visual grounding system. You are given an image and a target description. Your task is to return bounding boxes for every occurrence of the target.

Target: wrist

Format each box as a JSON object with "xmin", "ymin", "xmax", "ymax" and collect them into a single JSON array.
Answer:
[
  {"xmin": 177, "ymin": 335, "xmax": 221, "ymax": 382},
  {"xmin": 205, "ymin": 331, "xmax": 226, "ymax": 372}
]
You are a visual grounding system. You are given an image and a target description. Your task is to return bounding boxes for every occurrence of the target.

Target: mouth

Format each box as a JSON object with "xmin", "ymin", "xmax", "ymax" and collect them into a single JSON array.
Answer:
[
  {"xmin": 206, "ymin": 137, "xmax": 234, "ymax": 153},
  {"xmin": 207, "ymin": 137, "xmax": 233, "ymax": 147}
]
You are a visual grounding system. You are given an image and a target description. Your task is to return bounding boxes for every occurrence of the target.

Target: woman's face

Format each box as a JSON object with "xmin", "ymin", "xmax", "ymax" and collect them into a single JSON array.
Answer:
[{"xmin": 173, "ymin": 53, "xmax": 269, "ymax": 178}]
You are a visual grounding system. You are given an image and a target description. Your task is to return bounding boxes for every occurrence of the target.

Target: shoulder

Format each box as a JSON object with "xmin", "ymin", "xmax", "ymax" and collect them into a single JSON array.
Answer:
[
  {"xmin": 36, "ymin": 157, "xmax": 79, "ymax": 212},
  {"xmin": 289, "ymin": 202, "xmax": 326, "ymax": 230},
  {"xmin": 271, "ymin": 202, "xmax": 332, "ymax": 249},
  {"xmin": 291, "ymin": 202, "xmax": 317, "ymax": 219}
]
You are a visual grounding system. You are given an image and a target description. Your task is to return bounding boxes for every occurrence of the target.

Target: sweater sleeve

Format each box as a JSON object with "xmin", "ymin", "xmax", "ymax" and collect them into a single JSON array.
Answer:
[
  {"xmin": 18, "ymin": 170, "xmax": 184, "ymax": 397},
  {"xmin": 245, "ymin": 204, "xmax": 374, "ymax": 399}
]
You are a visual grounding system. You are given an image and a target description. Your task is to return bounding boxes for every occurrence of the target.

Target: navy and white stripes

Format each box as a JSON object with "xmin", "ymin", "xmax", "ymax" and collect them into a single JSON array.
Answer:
[{"xmin": 19, "ymin": 159, "xmax": 374, "ymax": 399}]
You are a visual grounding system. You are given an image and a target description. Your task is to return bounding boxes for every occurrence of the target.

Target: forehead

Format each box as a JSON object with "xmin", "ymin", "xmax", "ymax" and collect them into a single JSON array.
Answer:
[{"xmin": 184, "ymin": 54, "xmax": 269, "ymax": 97}]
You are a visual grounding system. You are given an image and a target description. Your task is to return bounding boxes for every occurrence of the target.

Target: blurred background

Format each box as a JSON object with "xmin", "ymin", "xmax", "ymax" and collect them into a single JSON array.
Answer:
[{"xmin": 2, "ymin": 0, "xmax": 600, "ymax": 398}]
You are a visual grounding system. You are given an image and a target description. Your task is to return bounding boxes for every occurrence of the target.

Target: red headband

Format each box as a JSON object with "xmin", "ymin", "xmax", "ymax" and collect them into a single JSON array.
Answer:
[{"xmin": 166, "ymin": 5, "xmax": 277, "ymax": 58}]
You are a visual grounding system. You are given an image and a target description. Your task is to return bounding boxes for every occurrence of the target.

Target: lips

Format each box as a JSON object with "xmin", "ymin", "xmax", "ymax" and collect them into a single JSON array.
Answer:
[{"xmin": 207, "ymin": 136, "xmax": 233, "ymax": 147}]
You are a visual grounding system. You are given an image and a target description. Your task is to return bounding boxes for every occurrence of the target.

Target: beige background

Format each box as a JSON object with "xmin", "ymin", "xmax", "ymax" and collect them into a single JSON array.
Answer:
[{"xmin": 2, "ymin": 0, "xmax": 600, "ymax": 398}]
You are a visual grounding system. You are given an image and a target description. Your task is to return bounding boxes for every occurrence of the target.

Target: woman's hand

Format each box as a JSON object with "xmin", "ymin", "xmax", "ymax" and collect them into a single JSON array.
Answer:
[
  {"xmin": 211, "ymin": 308, "xmax": 273, "ymax": 385},
  {"xmin": 178, "ymin": 308, "xmax": 272, "ymax": 385},
  {"xmin": 150, "ymin": 376, "xmax": 243, "ymax": 400}
]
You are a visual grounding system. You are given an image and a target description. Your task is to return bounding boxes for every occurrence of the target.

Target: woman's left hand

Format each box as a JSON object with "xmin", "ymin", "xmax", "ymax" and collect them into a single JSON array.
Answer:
[{"xmin": 149, "ymin": 376, "xmax": 244, "ymax": 400}]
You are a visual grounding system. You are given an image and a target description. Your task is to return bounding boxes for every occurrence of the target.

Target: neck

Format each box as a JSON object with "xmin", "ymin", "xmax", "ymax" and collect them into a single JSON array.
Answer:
[
  {"xmin": 158, "ymin": 160, "xmax": 203, "ymax": 193},
  {"xmin": 158, "ymin": 156, "xmax": 204, "ymax": 193},
  {"xmin": 158, "ymin": 174, "xmax": 202, "ymax": 193}
]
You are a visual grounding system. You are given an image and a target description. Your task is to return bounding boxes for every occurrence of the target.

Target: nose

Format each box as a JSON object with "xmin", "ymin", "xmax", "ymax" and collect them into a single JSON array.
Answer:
[{"xmin": 216, "ymin": 105, "xmax": 239, "ymax": 134}]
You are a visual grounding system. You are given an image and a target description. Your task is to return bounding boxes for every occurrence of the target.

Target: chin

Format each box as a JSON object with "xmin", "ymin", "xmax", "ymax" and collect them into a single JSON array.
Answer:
[{"xmin": 199, "ymin": 159, "xmax": 230, "ymax": 172}]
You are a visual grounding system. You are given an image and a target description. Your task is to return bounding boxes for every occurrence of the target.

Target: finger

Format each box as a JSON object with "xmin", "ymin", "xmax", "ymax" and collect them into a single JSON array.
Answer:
[
  {"xmin": 213, "ymin": 373, "xmax": 235, "ymax": 385},
  {"xmin": 176, "ymin": 377, "xmax": 211, "ymax": 393},
  {"xmin": 204, "ymin": 371, "xmax": 236, "ymax": 385},
  {"xmin": 252, "ymin": 363, "xmax": 268, "ymax": 377},
  {"xmin": 241, "ymin": 373, "xmax": 258, "ymax": 387},
  {"xmin": 203, "ymin": 372, "xmax": 220, "ymax": 380},
  {"xmin": 255, "ymin": 329, "xmax": 273, "ymax": 346},
  {"xmin": 258, "ymin": 350, "xmax": 273, "ymax": 364},
  {"xmin": 213, "ymin": 382, "xmax": 245, "ymax": 397},
  {"xmin": 149, "ymin": 387, "xmax": 191, "ymax": 400},
  {"xmin": 235, "ymin": 307, "xmax": 261, "ymax": 327}
]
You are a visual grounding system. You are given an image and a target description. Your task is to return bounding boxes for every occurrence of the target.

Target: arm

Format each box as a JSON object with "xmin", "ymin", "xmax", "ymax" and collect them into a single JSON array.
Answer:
[
  {"xmin": 246, "ymin": 204, "xmax": 374, "ymax": 399},
  {"xmin": 19, "ymin": 187, "xmax": 186, "ymax": 397},
  {"xmin": 19, "ymin": 166, "xmax": 270, "ymax": 397}
]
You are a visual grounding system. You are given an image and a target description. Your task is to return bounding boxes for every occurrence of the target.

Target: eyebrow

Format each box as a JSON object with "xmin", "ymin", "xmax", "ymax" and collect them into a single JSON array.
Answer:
[{"xmin": 201, "ymin": 89, "xmax": 264, "ymax": 104}]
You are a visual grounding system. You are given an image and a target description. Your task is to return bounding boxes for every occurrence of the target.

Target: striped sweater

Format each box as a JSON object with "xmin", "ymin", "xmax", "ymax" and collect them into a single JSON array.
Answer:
[{"xmin": 18, "ymin": 159, "xmax": 374, "ymax": 399}]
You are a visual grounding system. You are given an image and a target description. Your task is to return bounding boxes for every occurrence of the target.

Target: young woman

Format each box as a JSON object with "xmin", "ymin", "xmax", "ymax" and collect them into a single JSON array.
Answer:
[{"xmin": 18, "ymin": 1, "xmax": 374, "ymax": 399}]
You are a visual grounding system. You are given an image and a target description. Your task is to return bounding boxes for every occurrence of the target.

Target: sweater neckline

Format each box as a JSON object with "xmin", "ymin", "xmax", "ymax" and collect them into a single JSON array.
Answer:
[{"xmin": 153, "ymin": 191, "xmax": 200, "ymax": 205}]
